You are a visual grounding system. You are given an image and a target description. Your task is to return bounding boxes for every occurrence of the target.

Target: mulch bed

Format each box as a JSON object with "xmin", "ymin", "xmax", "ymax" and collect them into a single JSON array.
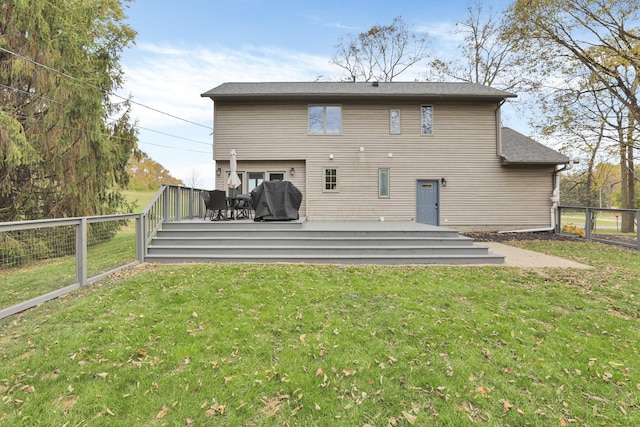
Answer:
[
  {"xmin": 464, "ymin": 230, "xmax": 637, "ymax": 246},
  {"xmin": 463, "ymin": 231, "xmax": 580, "ymax": 243}
]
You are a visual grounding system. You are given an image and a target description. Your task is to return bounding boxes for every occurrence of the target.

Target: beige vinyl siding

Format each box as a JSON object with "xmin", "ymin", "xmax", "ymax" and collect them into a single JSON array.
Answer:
[{"xmin": 213, "ymin": 100, "xmax": 555, "ymax": 230}]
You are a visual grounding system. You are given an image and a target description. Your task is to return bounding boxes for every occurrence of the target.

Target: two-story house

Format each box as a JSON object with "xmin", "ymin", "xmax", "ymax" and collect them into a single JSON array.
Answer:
[{"xmin": 201, "ymin": 82, "xmax": 569, "ymax": 231}]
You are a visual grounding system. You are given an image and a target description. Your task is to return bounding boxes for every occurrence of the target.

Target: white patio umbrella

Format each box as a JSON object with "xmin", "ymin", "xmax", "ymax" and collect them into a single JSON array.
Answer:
[{"xmin": 227, "ymin": 149, "xmax": 241, "ymax": 191}]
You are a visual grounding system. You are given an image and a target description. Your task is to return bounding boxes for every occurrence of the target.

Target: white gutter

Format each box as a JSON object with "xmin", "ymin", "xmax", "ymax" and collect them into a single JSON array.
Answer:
[
  {"xmin": 499, "ymin": 158, "xmax": 574, "ymax": 234},
  {"xmin": 495, "ymin": 100, "xmax": 506, "ymax": 156}
]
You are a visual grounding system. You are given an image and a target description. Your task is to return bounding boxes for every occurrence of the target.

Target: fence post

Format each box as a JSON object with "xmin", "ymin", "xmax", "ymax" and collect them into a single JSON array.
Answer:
[
  {"xmin": 76, "ymin": 218, "xmax": 88, "ymax": 286},
  {"xmin": 585, "ymin": 207, "xmax": 591, "ymax": 239},
  {"xmin": 188, "ymin": 188, "xmax": 195, "ymax": 219},
  {"xmin": 175, "ymin": 187, "xmax": 181, "ymax": 221},
  {"xmin": 136, "ymin": 214, "xmax": 145, "ymax": 263},
  {"xmin": 163, "ymin": 186, "xmax": 171, "ymax": 222},
  {"xmin": 637, "ymin": 211, "xmax": 640, "ymax": 251}
]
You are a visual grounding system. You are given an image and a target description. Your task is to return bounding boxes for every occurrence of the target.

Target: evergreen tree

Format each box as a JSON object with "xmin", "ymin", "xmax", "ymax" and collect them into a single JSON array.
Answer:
[{"xmin": 0, "ymin": 0, "xmax": 138, "ymax": 221}]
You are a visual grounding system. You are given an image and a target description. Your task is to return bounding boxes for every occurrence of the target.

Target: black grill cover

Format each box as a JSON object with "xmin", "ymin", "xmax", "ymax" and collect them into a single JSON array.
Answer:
[{"xmin": 251, "ymin": 181, "xmax": 302, "ymax": 221}]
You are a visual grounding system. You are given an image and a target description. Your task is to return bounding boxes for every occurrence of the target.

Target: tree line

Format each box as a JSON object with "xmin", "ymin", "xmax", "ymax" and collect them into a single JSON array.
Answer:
[{"xmin": 1, "ymin": 0, "xmax": 638, "ymax": 231}]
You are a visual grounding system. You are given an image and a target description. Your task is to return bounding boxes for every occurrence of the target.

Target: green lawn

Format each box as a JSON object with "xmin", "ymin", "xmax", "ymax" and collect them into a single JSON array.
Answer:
[
  {"xmin": 1, "ymin": 240, "xmax": 638, "ymax": 426},
  {"xmin": 122, "ymin": 190, "xmax": 158, "ymax": 212}
]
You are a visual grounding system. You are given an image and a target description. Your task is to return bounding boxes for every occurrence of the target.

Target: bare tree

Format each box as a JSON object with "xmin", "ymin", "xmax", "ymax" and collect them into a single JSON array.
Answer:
[
  {"xmin": 505, "ymin": 0, "xmax": 640, "ymax": 231},
  {"xmin": 331, "ymin": 16, "xmax": 430, "ymax": 82},
  {"xmin": 430, "ymin": 3, "xmax": 527, "ymax": 91},
  {"xmin": 186, "ymin": 169, "xmax": 201, "ymax": 189}
]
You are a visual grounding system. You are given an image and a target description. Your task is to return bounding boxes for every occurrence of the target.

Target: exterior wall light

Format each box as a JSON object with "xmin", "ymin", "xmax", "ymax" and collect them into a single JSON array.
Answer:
[
  {"xmin": 216, "ymin": 167, "xmax": 222, "ymax": 176},
  {"xmin": 289, "ymin": 167, "xmax": 295, "ymax": 176},
  {"xmin": 441, "ymin": 177, "xmax": 447, "ymax": 187}
]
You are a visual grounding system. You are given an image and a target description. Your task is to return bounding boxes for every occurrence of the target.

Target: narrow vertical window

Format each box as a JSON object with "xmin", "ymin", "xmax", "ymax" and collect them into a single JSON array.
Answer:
[
  {"xmin": 390, "ymin": 109, "xmax": 401, "ymax": 134},
  {"xmin": 421, "ymin": 105, "xmax": 433, "ymax": 135},
  {"xmin": 324, "ymin": 168, "xmax": 338, "ymax": 191},
  {"xmin": 379, "ymin": 168, "xmax": 390, "ymax": 198}
]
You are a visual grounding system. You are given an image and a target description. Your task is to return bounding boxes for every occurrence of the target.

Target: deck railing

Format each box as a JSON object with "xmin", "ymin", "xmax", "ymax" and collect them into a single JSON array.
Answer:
[
  {"xmin": 142, "ymin": 185, "xmax": 208, "ymax": 247},
  {"xmin": 557, "ymin": 206, "xmax": 640, "ymax": 250},
  {"xmin": 0, "ymin": 185, "xmax": 207, "ymax": 319}
]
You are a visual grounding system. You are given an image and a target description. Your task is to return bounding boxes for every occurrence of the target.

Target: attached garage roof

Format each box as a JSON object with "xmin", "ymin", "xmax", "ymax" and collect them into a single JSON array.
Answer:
[
  {"xmin": 501, "ymin": 127, "xmax": 570, "ymax": 165},
  {"xmin": 201, "ymin": 81, "xmax": 517, "ymax": 101}
]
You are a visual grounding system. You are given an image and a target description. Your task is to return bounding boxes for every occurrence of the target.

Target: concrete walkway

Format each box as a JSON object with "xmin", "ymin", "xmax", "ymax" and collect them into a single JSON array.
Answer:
[{"xmin": 482, "ymin": 242, "xmax": 593, "ymax": 269}]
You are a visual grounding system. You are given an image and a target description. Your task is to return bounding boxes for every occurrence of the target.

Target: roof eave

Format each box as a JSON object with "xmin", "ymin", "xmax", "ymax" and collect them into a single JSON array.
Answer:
[
  {"xmin": 201, "ymin": 93, "xmax": 516, "ymax": 102},
  {"xmin": 500, "ymin": 156, "xmax": 571, "ymax": 166}
]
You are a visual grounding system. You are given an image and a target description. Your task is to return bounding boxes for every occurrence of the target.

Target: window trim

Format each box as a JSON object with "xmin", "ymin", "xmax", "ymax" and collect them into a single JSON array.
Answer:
[
  {"xmin": 268, "ymin": 171, "xmax": 285, "ymax": 181},
  {"xmin": 323, "ymin": 167, "xmax": 339, "ymax": 192},
  {"xmin": 378, "ymin": 168, "xmax": 390, "ymax": 198},
  {"xmin": 420, "ymin": 105, "xmax": 433, "ymax": 136},
  {"xmin": 308, "ymin": 105, "xmax": 342, "ymax": 135},
  {"xmin": 247, "ymin": 171, "xmax": 264, "ymax": 193},
  {"xmin": 390, "ymin": 108, "xmax": 401, "ymax": 135}
]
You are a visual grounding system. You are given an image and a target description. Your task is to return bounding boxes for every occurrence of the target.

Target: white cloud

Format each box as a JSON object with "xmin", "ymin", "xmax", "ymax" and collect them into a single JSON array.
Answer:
[{"xmin": 121, "ymin": 43, "xmax": 337, "ymax": 128}]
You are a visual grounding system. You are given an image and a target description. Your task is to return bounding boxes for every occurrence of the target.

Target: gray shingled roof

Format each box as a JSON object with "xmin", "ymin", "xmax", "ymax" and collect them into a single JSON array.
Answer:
[
  {"xmin": 201, "ymin": 81, "xmax": 517, "ymax": 101},
  {"xmin": 501, "ymin": 127, "xmax": 569, "ymax": 165}
]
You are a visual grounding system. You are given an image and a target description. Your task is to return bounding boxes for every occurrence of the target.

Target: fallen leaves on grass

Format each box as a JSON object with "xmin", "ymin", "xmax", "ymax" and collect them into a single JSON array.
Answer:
[
  {"xmin": 155, "ymin": 404, "xmax": 169, "ymax": 419},
  {"xmin": 262, "ymin": 393, "xmax": 290, "ymax": 417},
  {"xmin": 402, "ymin": 410, "xmax": 417, "ymax": 424},
  {"xmin": 204, "ymin": 401, "xmax": 226, "ymax": 416},
  {"xmin": 55, "ymin": 395, "xmax": 78, "ymax": 415}
]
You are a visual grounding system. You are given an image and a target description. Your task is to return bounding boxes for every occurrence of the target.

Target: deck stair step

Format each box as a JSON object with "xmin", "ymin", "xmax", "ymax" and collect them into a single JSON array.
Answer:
[{"xmin": 145, "ymin": 220, "xmax": 504, "ymax": 265}]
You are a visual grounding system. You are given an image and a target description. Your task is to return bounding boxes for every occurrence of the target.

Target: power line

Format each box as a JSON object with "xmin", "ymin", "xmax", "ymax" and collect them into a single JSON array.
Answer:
[
  {"xmin": 138, "ymin": 140, "xmax": 211, "ymax": 154},
  {"xmin": 2, "ymin": 111, "xmax": 212, "ymax": 155},
  {"xmin": 0, "ymin": 83, "xmax": 212, "ymax": 148},
  {"xmin": 0, "ymin": 46, "xmax": 213, "ymax": 130},
  {"xmin": 135, "ymin": 125, "xmax": 211, "ymax": 146}
]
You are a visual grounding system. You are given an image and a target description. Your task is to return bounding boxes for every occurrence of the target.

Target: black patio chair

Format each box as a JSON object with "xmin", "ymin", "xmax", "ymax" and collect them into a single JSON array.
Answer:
[
  {"xmin": 201, "ymin": 191, "xmax": 213, "ymax": 220},
  {"xmin": 235, "ymin": 197, "xmax": 253, "ymax": 219},
  {"xmin": 209, "ymin": 190, "xmax": 229, "ymax": 221}
]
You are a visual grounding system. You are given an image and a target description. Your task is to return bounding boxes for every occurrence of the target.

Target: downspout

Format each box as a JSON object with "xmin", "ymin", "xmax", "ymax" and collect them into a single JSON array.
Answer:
[
  {"xmin": 495, "ymin": 100, "xmax": 506, "ymax": 156},
  {"xmin": 499, "ymin": 158, "xmax": 574, "ymax": 234}
]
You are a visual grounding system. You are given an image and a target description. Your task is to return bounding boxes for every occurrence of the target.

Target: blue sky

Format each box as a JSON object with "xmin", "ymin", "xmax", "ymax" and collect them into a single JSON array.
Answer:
[{"xmin": 119, "ymin": 0, "xmax": 515, "ymax": 189}]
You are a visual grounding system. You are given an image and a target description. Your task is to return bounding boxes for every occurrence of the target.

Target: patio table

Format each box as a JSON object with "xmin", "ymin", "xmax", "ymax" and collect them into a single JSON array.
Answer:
[{"xmin": 227, "ymin": 194, "xmax": 251, "ymax": 220}]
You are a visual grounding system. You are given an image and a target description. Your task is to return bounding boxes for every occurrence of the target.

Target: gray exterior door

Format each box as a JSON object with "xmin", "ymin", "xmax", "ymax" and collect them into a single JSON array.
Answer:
[{"xmin": 416, "ymin": 180, "xmax": 439, "ymax": 225}]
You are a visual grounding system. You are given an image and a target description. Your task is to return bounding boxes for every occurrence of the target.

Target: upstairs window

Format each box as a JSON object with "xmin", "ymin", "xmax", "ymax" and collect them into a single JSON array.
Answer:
[
  {"xmin": 309, "ymin": 105, "xmax": 342, "ymax": 135},
  {"xmin": 421, "ymin": 105, "xmax": 433, "ymax": 135},
  {"xmin": 390, "ymin": 109, "xmax": 401, "ymax": 134}
]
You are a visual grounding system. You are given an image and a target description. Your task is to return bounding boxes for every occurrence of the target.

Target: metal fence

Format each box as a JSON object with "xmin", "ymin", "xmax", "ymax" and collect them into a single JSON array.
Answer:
[
  {"xmin": 0, "ymin": 185, "xmax": 207, "ymax": 319},
  {"xmin": 557, "ymin": 206, "xmax": 640, "ymax": 250}
]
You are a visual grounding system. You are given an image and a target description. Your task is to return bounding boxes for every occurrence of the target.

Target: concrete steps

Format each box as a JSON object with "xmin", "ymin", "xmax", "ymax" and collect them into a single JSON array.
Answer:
[{"xmin": 144, "ymin": 221, "xmax": 504, "ymax": 265}]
